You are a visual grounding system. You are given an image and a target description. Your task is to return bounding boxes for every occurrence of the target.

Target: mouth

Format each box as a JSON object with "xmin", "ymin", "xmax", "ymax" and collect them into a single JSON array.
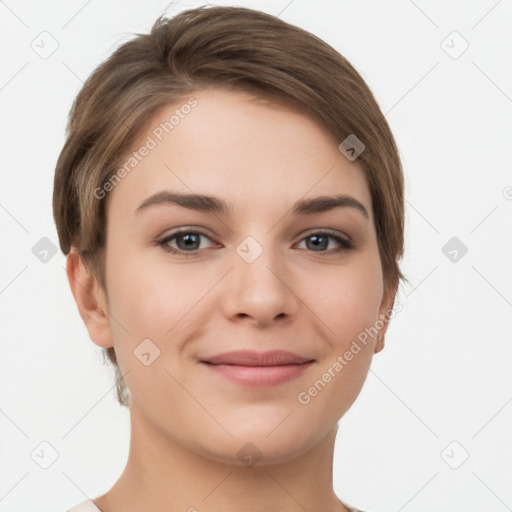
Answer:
[{"xmin": 200, "ymin": 350, "xmax": 315, "ymax": 387}]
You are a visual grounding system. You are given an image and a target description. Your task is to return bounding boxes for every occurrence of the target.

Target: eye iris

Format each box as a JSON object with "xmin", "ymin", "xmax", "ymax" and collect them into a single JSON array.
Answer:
[
  {"xmin": 307, "ymin": 235, "xmax": 328, "ymax": 251},
  {"xmin": 177, "ymin": 233, "xmax": 200, "ymax": 250}
]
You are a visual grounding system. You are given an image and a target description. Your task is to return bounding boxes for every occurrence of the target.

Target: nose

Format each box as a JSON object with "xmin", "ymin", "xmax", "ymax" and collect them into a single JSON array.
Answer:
[{"xmin": 220, "ymin": 241, "xmax": 299, "ymax": 328}]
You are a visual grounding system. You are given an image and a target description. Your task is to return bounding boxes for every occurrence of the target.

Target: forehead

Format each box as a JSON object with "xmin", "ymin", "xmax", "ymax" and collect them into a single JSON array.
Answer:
[{"xmin": 105, "ymin": 87, "xmax": 372, "ymax": 223}]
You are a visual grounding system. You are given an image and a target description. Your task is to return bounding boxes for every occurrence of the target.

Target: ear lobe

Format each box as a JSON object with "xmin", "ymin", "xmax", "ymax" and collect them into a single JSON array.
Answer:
[{"xmin": 66, "ymin": 247, "xmax": 114, "ymax": 349}]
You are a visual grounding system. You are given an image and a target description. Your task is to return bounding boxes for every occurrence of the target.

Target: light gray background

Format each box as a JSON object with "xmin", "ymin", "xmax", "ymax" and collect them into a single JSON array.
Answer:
[{"xmin": 1, "ymin": 1, "xmax": 511, "ymax": 511}]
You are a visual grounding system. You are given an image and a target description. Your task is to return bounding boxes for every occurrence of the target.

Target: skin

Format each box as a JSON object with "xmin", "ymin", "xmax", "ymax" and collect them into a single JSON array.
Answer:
[{"xmin": 67, "ymin": 87, "xmax": 397, "ymax": 512}]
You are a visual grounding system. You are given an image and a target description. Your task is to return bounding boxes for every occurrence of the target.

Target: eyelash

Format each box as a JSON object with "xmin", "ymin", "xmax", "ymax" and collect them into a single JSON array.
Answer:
[{"xmin": 155, "ymin": 228, "xmax": 354, "ymax": 257}]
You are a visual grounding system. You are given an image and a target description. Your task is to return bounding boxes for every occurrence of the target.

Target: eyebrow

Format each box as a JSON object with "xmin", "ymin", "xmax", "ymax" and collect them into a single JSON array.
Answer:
[{"xmin": 135, "ymin": 191, "xmax": 369, "ymax": 220}]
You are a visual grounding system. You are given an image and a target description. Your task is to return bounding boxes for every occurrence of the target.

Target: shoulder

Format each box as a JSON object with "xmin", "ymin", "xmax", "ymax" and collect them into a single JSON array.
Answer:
[{"xmin": 66, "ymin": 498, "xmax": 102, "ymax": 512}]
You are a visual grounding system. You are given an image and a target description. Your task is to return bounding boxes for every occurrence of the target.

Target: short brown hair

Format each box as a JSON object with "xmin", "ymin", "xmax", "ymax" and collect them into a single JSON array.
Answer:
[{"xmin": 53, "ymin": 5, "xmax": 407, "ymax": 407}]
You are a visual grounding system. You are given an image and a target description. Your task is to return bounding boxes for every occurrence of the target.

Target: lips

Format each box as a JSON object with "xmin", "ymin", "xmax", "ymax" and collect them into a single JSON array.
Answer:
[
  {"xmin": 201, "ymin": 350, "xmax": 314, "ymax": 366},
  {"xmin": 200, "ymin": 350, "xmax": 315, "ymax": 387}
]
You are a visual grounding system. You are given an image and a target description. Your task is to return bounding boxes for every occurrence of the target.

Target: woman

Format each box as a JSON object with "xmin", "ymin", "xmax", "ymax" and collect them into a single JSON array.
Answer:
[{"xmin": 54, "ymin": 6, "xmax": 407, "ymax": 511}]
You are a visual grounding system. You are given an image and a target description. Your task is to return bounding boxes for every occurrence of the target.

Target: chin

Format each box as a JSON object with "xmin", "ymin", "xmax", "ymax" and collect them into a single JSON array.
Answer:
[{"xmin": 193, "ymin": 423, "xmax": 322, "ymax": 468}]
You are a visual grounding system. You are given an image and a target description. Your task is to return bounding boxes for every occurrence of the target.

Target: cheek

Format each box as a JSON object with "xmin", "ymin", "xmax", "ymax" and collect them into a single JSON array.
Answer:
[
  {"xmin": 302, "ymin": 258, "xmax": 383, "ymax": 346},
  {"xmin": 104, "ymin": 259, "xmax": 204, "ymax": 406},
  {"xmin": 104, "ymin": 251, "xmax": 214, "ymax": 389},
  {"xmin": 105, "ymin": 247, "xmax": 199, "ymax": 332},
  {"xmin": 295, "ymin": 264, "xmax": 382, "ymax": 418}
]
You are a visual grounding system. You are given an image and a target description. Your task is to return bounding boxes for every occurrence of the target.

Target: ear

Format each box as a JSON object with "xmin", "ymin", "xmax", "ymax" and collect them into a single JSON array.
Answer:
[
  {"xmin": 374, "ymin": 277, "xmax": 399, "ymax": 354},
  {"xmin": 65, "ymin": 246, "xmax": 114, "ymax": 349}
]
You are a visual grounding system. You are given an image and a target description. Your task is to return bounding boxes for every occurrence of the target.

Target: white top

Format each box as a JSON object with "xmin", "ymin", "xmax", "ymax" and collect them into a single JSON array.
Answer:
[
  {"xmin": 67, "ymin": 499, "xmax": 101, "ymax": 511},
  {"xmin": 67, "ymin": 498, "xmax": 366, "ymax": 512}
]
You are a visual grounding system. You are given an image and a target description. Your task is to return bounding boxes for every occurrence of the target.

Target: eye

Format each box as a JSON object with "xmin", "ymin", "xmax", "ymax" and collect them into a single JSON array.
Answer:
[
  {"xmin": 157, "ymin": 229, "xmax": 216, "ymax": 256},
  {"xmin": 296, "ymin": 230, "xmax": 354, "ymax": 253}
]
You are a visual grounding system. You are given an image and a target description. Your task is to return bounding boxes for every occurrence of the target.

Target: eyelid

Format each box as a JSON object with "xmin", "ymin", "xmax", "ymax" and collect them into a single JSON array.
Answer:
[{"xmin": 158, "ymin": 226, "xmax": 213, "ymax": 240}]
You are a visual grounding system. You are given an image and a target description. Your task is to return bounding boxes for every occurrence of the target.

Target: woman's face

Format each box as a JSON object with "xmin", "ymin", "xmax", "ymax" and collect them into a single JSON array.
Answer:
[{"xmin": 96, "ymin": 87, "xmax": 395, "ymax": 465}]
